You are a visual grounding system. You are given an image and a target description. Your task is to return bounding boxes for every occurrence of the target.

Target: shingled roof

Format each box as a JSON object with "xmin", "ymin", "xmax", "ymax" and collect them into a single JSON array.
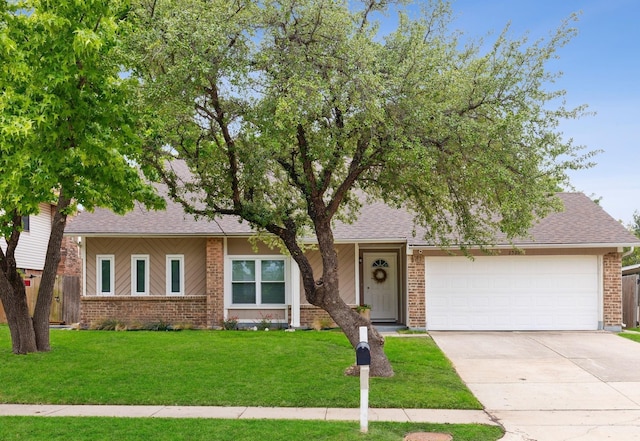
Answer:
[{"xmin": 66, "ymin": 192, "xmax": 640, "ymax": 248}]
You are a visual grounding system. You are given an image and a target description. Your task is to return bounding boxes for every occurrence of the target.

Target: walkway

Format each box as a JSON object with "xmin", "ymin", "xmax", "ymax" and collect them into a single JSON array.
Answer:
[{"xmin": 0, "ymin": 404, "xmax": 495, "ymax": 425}]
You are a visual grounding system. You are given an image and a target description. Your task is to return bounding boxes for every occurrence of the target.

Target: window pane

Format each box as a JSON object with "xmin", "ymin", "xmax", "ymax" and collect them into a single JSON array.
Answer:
[
  {"xmin": 232, "ymin": 261, "xmax": 255, "ymax": 281},
  {"xmin": 261, "ymin": 282, "xmax": 285, "ymax": 304},
  {"xmin": 101, "ymin": 260, "xmax": 111, "ymax": 293},
  {"xmin": 171, "ymin": 259, "xmax": 180, "ymax": 293},
  {"xmin": 261, "ymin": 260, "xmax": 284, "ymax": 281},
  {"xmin": 232, "ymin": 283, "xmax": 256, "ymax": 304},
  {"xmin": 136, "ymin": 260, "xmax": 146, "ymax": 293},
  {"xmin": 21, "ymin": 216, "xmax": 30, "ymax": 232}
]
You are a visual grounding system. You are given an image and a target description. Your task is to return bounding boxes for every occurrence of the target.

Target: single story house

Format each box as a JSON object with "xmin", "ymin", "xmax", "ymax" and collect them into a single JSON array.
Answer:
[{"xmin": 65, "ymin": 192, "xmax": 640, "ymax": 331}]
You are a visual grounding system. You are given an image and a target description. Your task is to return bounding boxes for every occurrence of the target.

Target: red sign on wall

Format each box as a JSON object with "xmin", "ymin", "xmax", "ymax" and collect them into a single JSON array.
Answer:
[{"xmin": 24, "ymin": 279, "xmax": 31, "ymax": 287}]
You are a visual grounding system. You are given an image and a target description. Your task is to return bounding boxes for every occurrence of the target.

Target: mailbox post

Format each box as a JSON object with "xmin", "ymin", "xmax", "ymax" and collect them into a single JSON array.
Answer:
[{"xmin": 356, "ymin": 326, "xmax": 370, "ymax": 433}]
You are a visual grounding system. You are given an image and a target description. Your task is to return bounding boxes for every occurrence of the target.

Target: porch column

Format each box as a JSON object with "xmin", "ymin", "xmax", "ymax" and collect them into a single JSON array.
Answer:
[
  {"xmin": 290, "ymin": 260, "xmax": 301, "ymax": 328},
  {"xmin": 206, "ymin": 238, "xmax": 225, "ymax": 328},
  {"xmin": 603, "ymin": 251, "xmax": 623, "ymax": 331},
  {"xmin": 407, "ymin": 251, "xmax": 426, "ymax": 329}
]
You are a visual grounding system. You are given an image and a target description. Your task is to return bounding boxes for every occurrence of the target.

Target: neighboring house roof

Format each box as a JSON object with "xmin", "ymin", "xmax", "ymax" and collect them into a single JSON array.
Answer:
[{"xmin": 65, "ymin": 192, "xmax": 640, "ymax": 248}]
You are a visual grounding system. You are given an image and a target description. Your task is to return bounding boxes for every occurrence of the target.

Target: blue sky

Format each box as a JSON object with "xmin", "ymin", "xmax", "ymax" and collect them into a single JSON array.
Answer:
[
  {"xmin": 450, "ymin": 0, "xmax": 639, "ymax": 224},
  {"xmin": 387, "ymin": 0, "xmax": 639, "ymax": 224}
]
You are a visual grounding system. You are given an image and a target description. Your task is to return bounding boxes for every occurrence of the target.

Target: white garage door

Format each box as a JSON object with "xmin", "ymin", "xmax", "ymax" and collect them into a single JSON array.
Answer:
[{"xmin": 425, "ymin": 255, "xmax": 599, "ymax": 331}]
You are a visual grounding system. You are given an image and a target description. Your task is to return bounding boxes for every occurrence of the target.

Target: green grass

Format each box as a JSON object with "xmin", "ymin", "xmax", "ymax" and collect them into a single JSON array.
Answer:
[
  {"xmin": 0, "ymin": 417, "xmax": 503, "ymax": 441},
  {"xmin": 0, "ymin": 327, "xmax": 480, "ymax": 409},
  {"xmin": 0, "ymin": 327, "xmax": 502, "ymax": 440},
  {"xmin": 620, "ymin": 332, "xmax": 640, "ymax": 343}
]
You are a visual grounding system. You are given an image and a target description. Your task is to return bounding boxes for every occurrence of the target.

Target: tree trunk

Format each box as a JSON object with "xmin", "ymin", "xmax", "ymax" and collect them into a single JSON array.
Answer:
[
  {"xmin": 0, "ymin": 268, "xmax": 37, "ymax": 354},
  {"xmin": 33, "ymin": 193, "xmax": 70, "ymax": 352},
  {"xmin": 0, "ymin": 194, "xmax": 69, "ymax": 354},
  {"xmin": 282, "ymin": 215, "xmax": 394, "ymax": 377},
  {"xmin": 319, "ymin": 288, "xmax": 394, "ymax": 377}
]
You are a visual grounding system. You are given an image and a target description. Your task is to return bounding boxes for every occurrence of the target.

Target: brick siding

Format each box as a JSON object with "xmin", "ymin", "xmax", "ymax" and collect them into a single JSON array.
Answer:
[
  {"xmin": 407, "ymin": 253, "xmax": 425, "ymax": 329},
  {"xmin": 297, "ymin": 305, "xmax": 337, "ymax": 328},
  {"xmin": 57, "ymin": 235, "xmax": 81, "ymax": 277},
  {"xmin": 290, "ymin": 304, "xmax": 369, "ymax": 328},
  {"xmin": 80, "ymin": 296, "xmax": 208, "ymax": 328},
  {"xmin": 206, "ymin": 238, "xmax": 225, "ymax": 328},
  {"xmin": 603, "ymin": 251, "xmax": 622, "ymax": 329}
]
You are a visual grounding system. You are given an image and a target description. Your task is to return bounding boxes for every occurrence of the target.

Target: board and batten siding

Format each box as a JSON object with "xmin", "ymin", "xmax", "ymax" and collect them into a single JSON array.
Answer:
[
  {"xmin": 85, "ymin": 237, "xmax": 207, "ymax": 296},
  {"xmin": 303, "ymin": 244, "xmax": 356, "ymax": 304},
  {"xmin": 0, "ymin": 203, "xmax": 52, "ymax": 271}
]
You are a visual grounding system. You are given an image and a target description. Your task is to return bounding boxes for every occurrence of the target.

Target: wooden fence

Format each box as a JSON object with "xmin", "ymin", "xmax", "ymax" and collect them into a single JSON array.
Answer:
[
  {"xmin": 623, "ymin": 274, "xmax": 639, "ymax": 328},
  {"xmin": 0, "ymin": 275, "xmax": 80, "ymax": 325}
]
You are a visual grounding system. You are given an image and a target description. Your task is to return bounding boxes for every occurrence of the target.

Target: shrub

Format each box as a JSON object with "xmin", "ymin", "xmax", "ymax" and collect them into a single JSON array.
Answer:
[
  {"xmin": 311, "ymin": 317, "xmax": 334, "ymax": 331},
  {"xmin": 221, "ymin": 316, "xmax": 239, "ymax": 330},
  {"xmin": 90, "ymin": 319, "xmax": 124, "ymax": 331},
  {"xmin": 172, "ymin": 322, "xmax": 196, "ymax": 330},
  {"xmin": 256, "ymin": 313, "xmax": 273, "ymax": 331},
  {"xmin": 141, "ymin": 320, "xmax": 174, "ymax": 331}
]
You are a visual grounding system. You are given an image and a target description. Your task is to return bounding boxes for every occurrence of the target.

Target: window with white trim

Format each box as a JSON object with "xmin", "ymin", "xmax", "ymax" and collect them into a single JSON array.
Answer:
[
  {"xmin": 166, "ymin": 255, "xmax": 184, "ymax": 295},
  {"xmin": 131, "ymin": 255, "xmax": 150, "ymax": 295},
  {"xmin": 96, "ymin": 255, "xmax": 115, "ymax": 296},
  {"xmin": 231, "ymin": 258, "xmax": 286, "ymax": 305}
]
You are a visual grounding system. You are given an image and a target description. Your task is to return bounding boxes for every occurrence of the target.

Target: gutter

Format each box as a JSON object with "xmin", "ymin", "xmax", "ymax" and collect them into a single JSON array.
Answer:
[{"xmin": 407, "ymin": 243, "xmax": 640, "ymax": 253}]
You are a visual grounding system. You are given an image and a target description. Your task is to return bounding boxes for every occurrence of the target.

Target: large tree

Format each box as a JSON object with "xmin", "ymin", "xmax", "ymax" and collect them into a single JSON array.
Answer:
[
  {"xmin": 0, "ymin": 0, "xmax": 163, "ymax": 354},
  {"xmin": 125, "ymin": 0, "xmax": 593, "ymax": 376}
]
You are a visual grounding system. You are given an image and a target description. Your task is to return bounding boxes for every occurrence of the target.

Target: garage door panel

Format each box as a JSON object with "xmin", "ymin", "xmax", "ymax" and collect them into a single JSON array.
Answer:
[{"xmin": 425, "ymin": 256, "xmax": 599, "ymax": 331}]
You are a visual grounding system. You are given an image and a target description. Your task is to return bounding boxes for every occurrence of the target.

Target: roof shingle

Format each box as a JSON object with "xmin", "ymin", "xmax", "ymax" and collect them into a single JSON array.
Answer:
[{"xmin": 66, "ymin": 192, "xmax": 640, "ymax": 247}]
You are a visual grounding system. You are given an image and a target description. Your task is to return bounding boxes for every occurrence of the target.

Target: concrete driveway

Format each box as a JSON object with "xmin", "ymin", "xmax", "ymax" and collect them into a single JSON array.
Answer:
[{"xmin": 430, "ymin": 331, "xmax": 640, "ymax": 441}]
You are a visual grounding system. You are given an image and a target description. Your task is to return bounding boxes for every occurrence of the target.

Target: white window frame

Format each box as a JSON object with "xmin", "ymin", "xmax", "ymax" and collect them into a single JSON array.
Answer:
[
  {"xmin": 166, "ymin": 254, "xmax": 185, "ymax": 296},
  {"xmin": 131, "ymin": 255, "xmax": 150, "ymax": 296},
  {"xmin": 227, "ymin": 256, "xmax": 289, "ymax": 307},
  {"xmin": 96, "ymin": 254, "xmax": 115, "ymax": 296}
]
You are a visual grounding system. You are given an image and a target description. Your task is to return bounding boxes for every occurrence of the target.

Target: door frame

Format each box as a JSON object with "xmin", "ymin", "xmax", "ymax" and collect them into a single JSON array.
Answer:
[{"xmin": 359, "ymin": 247, "xmax": 405, "ymax": 324}]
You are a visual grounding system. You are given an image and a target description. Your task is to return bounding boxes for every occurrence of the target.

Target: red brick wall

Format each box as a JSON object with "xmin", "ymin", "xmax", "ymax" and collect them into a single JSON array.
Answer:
[
  {"xmin": 80, "ymin": 296, "xmax": 208, "ymax": 328},
  {"xmin": 603, "ymin": 252, "xmax": 622, "ymax": 329},
  {"xmin": 290, "ymin": 305, "xmax": 367, "ymax": 328},
  {"xmin": 58, "ymin": 235, "xmax": 81, "ymax": 277},
  {"xmin": 297, "ymin": 305, "xmax": 337, "ymax": 328},
  {"xmin": 407, "ymin": 253, "xmax": 425, "ymax": 328},
  {"xmin": 206, "ymin": 238, "xmax": 224, "ymax": 328}
]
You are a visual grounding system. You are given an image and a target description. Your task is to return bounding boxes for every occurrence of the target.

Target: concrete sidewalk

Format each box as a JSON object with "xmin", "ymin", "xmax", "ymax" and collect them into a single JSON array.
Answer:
[{"xmin": 0, "ymin": 404, "xmax": 496, "ymax": 425}]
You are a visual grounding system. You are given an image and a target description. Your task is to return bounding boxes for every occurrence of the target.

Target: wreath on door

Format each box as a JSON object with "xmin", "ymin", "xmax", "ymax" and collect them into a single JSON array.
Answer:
[{"xmin": 372, "ymin": 268, "xmax": 387, "ymax": 284}]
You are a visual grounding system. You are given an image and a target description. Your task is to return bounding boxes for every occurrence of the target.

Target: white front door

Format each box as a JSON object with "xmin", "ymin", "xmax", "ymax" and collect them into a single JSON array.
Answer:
[{"xmin": 363, "ymin": 252, "xmax": 398, "ymax": 322}]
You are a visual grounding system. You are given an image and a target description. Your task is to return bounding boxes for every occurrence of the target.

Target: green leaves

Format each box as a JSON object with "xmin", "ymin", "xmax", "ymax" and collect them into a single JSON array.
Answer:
[
  {"xmin": 127, "ymin": 0, "xmax": 592, "ymax": 248},
  {"xmin": 0, "ymin": 0, "xmax": 164, "ymax": 237}
]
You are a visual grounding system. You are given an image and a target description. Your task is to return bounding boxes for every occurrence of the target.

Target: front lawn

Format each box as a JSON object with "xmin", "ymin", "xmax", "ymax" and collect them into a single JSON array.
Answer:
[
  {"xmin": 0, "ymin": 327, "xmax": 480, "ymax": 409},
  {"xmin": 0, "ymin": 417, "xmax": 503, "ymax": 441},
  {"xmin": 620, "ymin": 330, "xmax": 640, "ymax": 343}
]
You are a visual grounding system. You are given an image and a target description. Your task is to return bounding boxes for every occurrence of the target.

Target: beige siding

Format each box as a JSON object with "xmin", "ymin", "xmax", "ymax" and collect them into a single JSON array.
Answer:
[
  {"xmin": 302, "ymin": 244, "xmax": 356, "ymax": 304},
  {"xmin": 227, "ymin": 238, "xmax": 281, "ymax": 255},
  {"xmin": 85, "ymin": 237, "xmax": 206, "ymax": 296},
  {"xmin": 226, "ymin": 238, "xmax": 356, "ymax": 308},
  {"xmin": 227, "ymin": 309, "xmax": 286, "ymax": 320}
]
